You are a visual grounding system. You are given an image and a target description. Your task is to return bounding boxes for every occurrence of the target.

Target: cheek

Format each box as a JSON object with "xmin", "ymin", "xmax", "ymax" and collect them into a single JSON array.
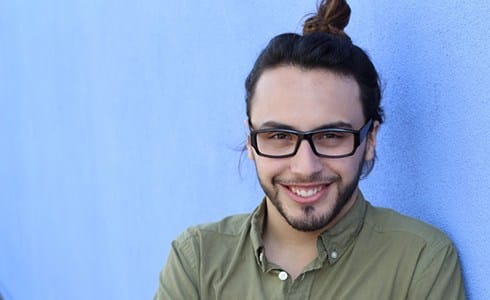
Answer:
[
  {"xmin": 327, "ymin": 153, "xmax": 364, "ymax": 179},
  {"xmin": 253, "ymin": 157, "xmax": 286, "ymax": 178}
]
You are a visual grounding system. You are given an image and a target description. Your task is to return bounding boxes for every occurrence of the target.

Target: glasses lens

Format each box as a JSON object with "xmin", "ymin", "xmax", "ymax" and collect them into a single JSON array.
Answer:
[
  {"xmin": 255, "ymin": 131, "xmax": 298, "ymax": 157},
  {"xmin": 312, "ymin": 131, "xmax": 355, "ymax": 157}
]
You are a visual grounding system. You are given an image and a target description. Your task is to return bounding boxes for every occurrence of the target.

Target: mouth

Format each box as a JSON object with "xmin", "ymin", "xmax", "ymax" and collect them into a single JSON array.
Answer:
[
  {"xmin": 283, "ymin": 183, "xmax": 330, "ymax": 204},
  {"xmin": 290, "ymin": 185, "xmax": 324, "ymax": 197}
]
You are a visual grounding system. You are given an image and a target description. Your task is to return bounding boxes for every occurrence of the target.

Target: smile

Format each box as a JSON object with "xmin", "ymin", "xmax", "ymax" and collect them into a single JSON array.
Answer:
[
  {"xmin": 282, "ymin": 183, "xmax": 331, "ymax": 205},
  {"xmin": 290, "ymin": 185, "xmax": 324, "ymax": 198}
]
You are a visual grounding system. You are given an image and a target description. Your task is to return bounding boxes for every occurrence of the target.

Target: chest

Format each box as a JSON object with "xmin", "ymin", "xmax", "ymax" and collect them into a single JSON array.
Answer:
[{"xmin": 200, "ymin": 242, "xmax": 417, "ymax": 300}]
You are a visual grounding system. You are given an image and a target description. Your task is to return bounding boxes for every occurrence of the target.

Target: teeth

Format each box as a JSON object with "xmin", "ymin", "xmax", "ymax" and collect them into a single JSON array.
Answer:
[{"xmin": 290, "ymin": 186, "xmax": 322, "ymax": 197}]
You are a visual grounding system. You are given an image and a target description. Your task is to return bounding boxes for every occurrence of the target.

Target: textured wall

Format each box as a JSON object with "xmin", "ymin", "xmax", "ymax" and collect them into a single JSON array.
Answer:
[{"xmin": 0, "ymin": 1, "xmax": 488, "ymax": 299}]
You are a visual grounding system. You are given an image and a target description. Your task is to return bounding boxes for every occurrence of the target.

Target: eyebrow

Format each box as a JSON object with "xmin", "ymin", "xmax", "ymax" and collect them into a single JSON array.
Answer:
[{"xmin": 254, "ymin": 120, "xmax": 355, "ymax": 131}]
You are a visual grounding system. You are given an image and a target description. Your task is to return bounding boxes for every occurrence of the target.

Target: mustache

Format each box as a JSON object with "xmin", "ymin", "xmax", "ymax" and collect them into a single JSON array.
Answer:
[{"xmin": 273, "ymin": 173, "xmax": 340, "ymax": 185}]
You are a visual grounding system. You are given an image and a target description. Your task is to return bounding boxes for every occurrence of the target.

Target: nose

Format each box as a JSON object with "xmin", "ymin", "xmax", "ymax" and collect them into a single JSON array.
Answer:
[{"xmin": 290, "ymin": 140, "xmax": 323, "ymax": 176}]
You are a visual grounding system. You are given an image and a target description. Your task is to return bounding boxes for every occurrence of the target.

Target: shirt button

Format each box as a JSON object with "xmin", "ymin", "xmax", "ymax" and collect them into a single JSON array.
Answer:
[
  {"xmin": 278, "ymin": 271, "xmax": 288, "ymax": 281},
  {"xmin": 331, "ymin": 251, "xmax": 338, "ymax": 259}
]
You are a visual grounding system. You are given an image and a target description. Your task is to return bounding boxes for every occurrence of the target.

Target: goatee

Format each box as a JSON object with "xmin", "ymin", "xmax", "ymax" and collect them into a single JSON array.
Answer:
[{"xmin": 259, "ymin": 159, "xmax": 364, "ymax": 232}]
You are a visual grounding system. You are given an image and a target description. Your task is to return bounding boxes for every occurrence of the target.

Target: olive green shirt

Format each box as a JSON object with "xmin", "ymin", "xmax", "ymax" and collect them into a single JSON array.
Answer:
[{"xmin": 154, "ymin": 193, "xmax": 465, "ymax": 299}]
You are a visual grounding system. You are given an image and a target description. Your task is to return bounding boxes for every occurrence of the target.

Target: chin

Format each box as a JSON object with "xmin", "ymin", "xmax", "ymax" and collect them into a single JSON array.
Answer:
[
  {"xmin": 285, "ymin": 201, "xmax": 341, "ymax": 232},
  {"xmin": 279, "ymin": 180, "xmax": 357, "ymax": 232}
]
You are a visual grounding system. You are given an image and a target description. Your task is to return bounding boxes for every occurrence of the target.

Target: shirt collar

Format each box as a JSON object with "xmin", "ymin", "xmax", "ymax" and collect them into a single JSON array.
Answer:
[
  {"xmin": 319, "ymin": 191, "xmax": 367, "ymax": 264},
  {"xmin": 250, "ymin": 201, "xmax": 267, "ymax": 270}
]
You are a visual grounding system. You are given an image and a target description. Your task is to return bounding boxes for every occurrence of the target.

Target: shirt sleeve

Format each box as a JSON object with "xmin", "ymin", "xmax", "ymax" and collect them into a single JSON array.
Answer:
[
  {"xmin": 407, "ymin": 240, "xmax": 466, "ymax": 300},
  {"xmin": 154, "ymin": 232, "xmax": 200, "ymax": 300}
]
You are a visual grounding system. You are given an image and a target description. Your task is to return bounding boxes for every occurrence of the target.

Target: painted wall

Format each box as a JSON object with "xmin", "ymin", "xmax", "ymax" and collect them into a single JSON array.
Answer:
[{"xmin": 0, "ymin": 1, "xmax": 488, "ymax": 299}]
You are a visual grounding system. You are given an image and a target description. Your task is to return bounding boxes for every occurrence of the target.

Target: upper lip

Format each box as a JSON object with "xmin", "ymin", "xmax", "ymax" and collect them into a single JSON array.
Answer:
[
  {"xmin": 280, "ymin": 182, "xmax": 332, "ymax": 188},
  {"xmin": 281, "ymin": 183, "xmax": 332, "ymax": 196}
]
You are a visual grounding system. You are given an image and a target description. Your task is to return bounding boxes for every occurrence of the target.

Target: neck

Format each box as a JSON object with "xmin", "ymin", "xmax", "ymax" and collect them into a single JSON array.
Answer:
[
  {"xmin": 262, "ymin": 205, "xmax": 318, "ymax": 280},
  {"xmin": 264, "ymin": 202, "xmax": 319, "ymax": 247}
]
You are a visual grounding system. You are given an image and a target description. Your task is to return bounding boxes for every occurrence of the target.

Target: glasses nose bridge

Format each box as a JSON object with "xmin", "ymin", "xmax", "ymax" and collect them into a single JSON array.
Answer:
[{"xmin": 295, "ymin": 132, "xmax": 318, "ymax": 155}]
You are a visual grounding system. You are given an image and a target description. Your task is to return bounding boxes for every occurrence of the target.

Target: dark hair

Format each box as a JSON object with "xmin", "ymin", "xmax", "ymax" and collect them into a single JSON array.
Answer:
[{"xmin": 244, "ymin": 0, "xmax": 384, "ymax": 177}]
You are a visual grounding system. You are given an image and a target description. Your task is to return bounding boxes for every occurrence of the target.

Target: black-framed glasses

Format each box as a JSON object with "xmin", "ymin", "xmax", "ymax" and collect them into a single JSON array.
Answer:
[{"xmin": 249, "ymin": 119, "xmax": 373, "ymax": 158}]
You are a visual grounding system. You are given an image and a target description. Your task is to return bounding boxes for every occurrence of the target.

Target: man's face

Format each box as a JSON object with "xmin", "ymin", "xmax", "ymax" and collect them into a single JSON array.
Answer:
[{"xmin": 247, "ymin": 66, "xmax": 378, "ymax": 232}]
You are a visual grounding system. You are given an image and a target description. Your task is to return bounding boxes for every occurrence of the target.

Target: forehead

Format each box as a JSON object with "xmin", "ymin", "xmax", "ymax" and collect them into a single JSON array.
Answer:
[{"xmin": 250, "ymin": 66, "xmax": 364, "ymax": 130}]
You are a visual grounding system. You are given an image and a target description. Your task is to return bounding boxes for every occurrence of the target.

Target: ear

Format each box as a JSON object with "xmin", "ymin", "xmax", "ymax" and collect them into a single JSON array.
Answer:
[
  {"xmin": 247, "ymin": 136, "xmax": 255, "ymax": 161},
  {"xmin": 364, "ymin": 120, "xmax": 380, "ymax": 161},
  {"xmin": 245, "ymin": 119, "xmax": 255, "ymax": 161}
]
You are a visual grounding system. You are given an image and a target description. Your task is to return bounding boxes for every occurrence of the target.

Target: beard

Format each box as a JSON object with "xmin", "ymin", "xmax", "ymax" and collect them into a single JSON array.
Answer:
[{"xmin": 258, "ymin": 157, "xmax": 364, "ymax": 232}]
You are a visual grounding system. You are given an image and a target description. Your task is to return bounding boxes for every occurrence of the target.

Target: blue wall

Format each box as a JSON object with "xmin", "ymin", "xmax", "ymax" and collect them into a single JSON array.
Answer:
[{"xmin": 1, "ymin": 1, "xmax": 488, "ymax": 299}]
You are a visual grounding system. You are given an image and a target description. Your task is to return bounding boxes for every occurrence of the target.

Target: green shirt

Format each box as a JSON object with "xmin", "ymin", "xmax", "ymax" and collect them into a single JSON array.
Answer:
[{"xmin": 154, "ymin": 193, "xmax": 465, "ymax": 299}]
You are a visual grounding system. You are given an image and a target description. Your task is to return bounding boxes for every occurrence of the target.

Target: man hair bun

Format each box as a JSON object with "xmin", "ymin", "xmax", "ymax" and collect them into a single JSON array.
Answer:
[{"xmin": 303, "ymin": 0, "xmax": 351, "ymax": 40}]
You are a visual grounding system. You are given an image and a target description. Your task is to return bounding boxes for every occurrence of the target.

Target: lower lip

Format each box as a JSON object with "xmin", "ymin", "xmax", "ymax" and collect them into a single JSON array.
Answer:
[{"xmin": 283, "ymin": 185, "xmax": 330, "ymax": 205}]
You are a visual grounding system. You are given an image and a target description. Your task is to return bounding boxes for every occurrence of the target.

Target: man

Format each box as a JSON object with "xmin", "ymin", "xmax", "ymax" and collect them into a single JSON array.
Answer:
[{"xmin": 154, "ymin": 0, "xmax": 465, "ymax": 299}]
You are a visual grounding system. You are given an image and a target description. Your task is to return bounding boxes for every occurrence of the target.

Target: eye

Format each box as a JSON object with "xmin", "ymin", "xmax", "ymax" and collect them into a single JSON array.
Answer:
[
  {"xmin": 314, "ymin": 131, "xmax": 351, "ymax": 146},
  {"xmin": 267, "ymin": 132, "xmax": 293, "ymax": 140},
  {"xmin": 318, "ymin": 132, "xmax": 345, "ymax": 139}
]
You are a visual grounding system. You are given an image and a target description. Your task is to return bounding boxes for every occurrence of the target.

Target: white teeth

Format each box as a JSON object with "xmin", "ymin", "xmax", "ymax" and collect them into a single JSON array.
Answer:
[{"xmin": 290, "ymin": 186, "xmax": 322, "ymax": 197}]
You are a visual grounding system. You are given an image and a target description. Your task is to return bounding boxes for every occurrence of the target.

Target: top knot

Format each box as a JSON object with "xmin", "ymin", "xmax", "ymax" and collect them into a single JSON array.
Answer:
[{"xmin": 303, "ymin": 0, "xmax": 351, "ymax": 40}]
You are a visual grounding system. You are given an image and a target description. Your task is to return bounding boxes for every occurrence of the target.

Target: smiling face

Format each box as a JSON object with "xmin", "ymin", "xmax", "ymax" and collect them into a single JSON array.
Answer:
[{"xmin": 247, "ymin": 66, "xmax": 378, "ymax": 232}]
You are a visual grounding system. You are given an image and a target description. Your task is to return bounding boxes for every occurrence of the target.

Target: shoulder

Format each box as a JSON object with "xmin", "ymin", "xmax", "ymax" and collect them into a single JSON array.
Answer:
[
  {"xmin": 173, "ymin": 213, "xmax": 252, "ymax": 248},
  {"xmin": 360, "ymin": 202, "xmax": 462, "ymax": 283},
  {"xmin": 363, "ymin": 202, "xmax": 453, "ymax": 249}
]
